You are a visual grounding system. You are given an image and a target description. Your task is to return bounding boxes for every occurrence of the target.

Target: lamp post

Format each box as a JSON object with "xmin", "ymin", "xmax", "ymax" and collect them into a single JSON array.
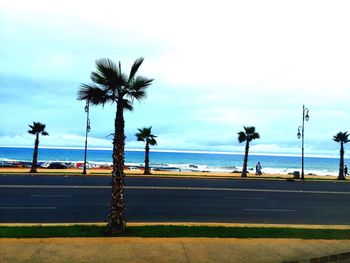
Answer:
[
  {"xmin": 83, "ymin": 100, "xmax": 91, "ymax": 175},
  {"xmin": 297, "ymin": 105, "xmax": 309, "ymax": 180}
]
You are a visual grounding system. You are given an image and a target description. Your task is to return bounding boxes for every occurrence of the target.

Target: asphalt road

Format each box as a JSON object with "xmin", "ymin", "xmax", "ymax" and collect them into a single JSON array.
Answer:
[{"xmin": 1, "ymin": 174, "xmax": 350, "ymax": 224}]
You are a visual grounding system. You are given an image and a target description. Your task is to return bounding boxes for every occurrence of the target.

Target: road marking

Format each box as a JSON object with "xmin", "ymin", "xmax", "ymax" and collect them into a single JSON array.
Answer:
[
  {"xmin": 0, "ymin": 207, "xmax": 56, "ymax": 210},
  {"xmin": 127, "ymin": 186, "xmax": 350, "ymax": 195},
  {"xmin": 244, "ymin": 208, "xmax": 297, "ymax": 212},
  {"xmin": 225, "ymin": 197, "xmax": 266, "ymax": 200},
  {"xmin": 31, "ymin": 195, "xmax": 72, "ymax": 197},
  {"xmin": 1, "ymin": 185, "xmax": 350, "ymax": 195},
  {"xmin": 0, "ymin": 185, "xmax": 108, "ymax": 189}
]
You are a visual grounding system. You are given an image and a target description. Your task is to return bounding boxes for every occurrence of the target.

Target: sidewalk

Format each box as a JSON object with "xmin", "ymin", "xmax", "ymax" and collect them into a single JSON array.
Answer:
[
  {"xmin": 1, "ymin": 237, "xmax": 350, "ymax": 263},
  {"xmin": 0, "ymin": 167, "xmax": 342, "ymax": 182}
]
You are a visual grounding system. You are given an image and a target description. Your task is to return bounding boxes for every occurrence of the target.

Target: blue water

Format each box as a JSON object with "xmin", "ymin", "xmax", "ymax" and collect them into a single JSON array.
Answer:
[{"xmin": 0, "ymin": 147, "xmax": 348, "ymax": 176}]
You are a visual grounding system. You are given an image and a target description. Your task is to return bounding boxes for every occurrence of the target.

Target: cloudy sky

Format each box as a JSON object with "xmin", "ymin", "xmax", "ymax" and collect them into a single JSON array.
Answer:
[{"xmin": 0, "ymin": 0, "xmax": 349, "ymax": 157}]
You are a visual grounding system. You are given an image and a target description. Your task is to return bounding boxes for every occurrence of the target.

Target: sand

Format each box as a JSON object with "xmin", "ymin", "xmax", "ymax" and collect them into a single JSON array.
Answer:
[{"xmin": 0, "ymin": 167, "xmax": 339, "ymax": 180}]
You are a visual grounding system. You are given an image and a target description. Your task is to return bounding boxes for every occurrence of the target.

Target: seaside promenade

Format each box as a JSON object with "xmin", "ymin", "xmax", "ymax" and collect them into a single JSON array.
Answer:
[
  {"xmin": 0, "ymin": 167, "xmax": 342, "ymax": 180},
  {"xmin": 2, "ymin": 234, "xmax": 350, "ymax": 263}
]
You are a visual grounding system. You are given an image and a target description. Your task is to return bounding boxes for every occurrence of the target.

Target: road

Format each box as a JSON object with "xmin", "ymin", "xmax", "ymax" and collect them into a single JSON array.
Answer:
[{"xmin": 1, "ymin": 175, "xmax": 350, "ymax": 224}]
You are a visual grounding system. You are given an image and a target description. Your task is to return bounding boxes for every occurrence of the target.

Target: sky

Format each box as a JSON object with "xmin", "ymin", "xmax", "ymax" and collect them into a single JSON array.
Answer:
[{"xmin": 0, "ymin": 0, "xmax": 349, "ymax": 157}]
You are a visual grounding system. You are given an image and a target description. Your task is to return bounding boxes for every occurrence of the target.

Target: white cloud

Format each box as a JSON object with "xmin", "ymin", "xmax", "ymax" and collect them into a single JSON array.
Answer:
[
  {"xmin": 0, "ymin": 0, "xmax": 349, "ymax": 156},
  {"xmin": 0, "ymin": 133, "xmax": 112, "ymax": 148}
]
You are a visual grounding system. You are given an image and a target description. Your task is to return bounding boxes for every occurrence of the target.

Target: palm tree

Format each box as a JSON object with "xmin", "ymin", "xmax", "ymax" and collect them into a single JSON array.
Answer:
[
  {"xmin": 28, "ymin": 122, "xmax": 49, "ymax": 173},
  {"xmin": 237, "ymin": 126, "xmax": 260, "ymax": 177},
  {"xmin": 136, "ymin": 126, "xmax": 157, "ymax": 175},
  {"xmin": 78, "ymin": 58, "xmax": 153, "ymax": 234},
  {"xmin": 333, "ymin": 131, "xmax": 349, "ymax": 180}
]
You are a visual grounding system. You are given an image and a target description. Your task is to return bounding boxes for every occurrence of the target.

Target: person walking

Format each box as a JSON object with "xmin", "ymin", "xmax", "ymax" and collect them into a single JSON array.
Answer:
[
  {"xmin": 256, "ymin": 161, "xmax": 262, "ymax": 175},
  {"xmin": 345, "ymin": 165, "xmax": 349, "ymax": 176}
]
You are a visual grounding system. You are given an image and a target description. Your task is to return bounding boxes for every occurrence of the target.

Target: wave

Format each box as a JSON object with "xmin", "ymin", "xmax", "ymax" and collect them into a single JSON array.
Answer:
[{"xmin": 0, "ymin": 157, "xmax": 340, "ymax": 176}]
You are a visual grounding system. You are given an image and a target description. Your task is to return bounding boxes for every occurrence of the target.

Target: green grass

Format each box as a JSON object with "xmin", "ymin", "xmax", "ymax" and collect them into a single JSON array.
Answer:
[{"xmin": 1, "ymin": 225, "xmax": 350, "ymax": 239}]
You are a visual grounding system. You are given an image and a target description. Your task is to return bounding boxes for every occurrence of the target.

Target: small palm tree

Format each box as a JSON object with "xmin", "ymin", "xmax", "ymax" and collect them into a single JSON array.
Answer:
[
  {"xmin": 78, "ymin": 57, "xmax": 153, "ymax": 234},
  {"xmin": 238, "ymin": 126, "xmax": 260, "ymax": 177},
  {"xmin": 136, "ymin": 126, "xmax": 157, "ymax": 175},
  {"xmin": 333, "ymin": 131, "xmax": 349, "ymax": 180},
  {"xmin": 28, "ymin": 122, "xmax": 49, "ymax": 173}
]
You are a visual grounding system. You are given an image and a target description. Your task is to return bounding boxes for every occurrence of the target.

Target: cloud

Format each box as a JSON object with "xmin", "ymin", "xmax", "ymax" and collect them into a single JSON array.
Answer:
[
  {"xmin": 0, "ymin": 133, "xmax": 112, "ymax": 149},
  {"xmin": 0, "ymin": 0, "xmax": 349, "ymax": 157}
]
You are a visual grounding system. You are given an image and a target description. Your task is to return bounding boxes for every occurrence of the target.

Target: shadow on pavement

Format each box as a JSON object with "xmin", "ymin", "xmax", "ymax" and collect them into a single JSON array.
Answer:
[{"xmin": 283, "ymin": 251, "xmax": 350, "ymax": 263}]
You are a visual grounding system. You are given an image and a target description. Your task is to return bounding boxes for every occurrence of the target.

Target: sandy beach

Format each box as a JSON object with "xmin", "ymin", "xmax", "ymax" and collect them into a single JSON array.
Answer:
[{"xmin": 0, "ymin": 167, "xmax": 340, "ymax": 180}]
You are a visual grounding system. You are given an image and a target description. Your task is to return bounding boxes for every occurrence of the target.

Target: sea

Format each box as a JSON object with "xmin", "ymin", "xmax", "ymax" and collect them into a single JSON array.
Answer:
[{"xmin": 0, "ymin": 146, "xmax": 348, "ymax": 176}]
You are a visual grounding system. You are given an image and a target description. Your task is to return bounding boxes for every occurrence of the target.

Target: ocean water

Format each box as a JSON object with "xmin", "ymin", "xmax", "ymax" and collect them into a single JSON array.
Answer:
[{"xmin": 0, "ymin": 147, "xmax": 348, "ymax": 176}]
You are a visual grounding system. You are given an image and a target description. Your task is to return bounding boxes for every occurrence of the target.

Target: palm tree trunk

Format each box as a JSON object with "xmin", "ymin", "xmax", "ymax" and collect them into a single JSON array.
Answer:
[
  {"xmin": 337, "ymin": 142, "xmax": 345, "ymax": 180},
  {"xmin": 241, "ymin": 140, "xmax": 249, "ymax": 177},
  {"xmin": 30, "ymin": 134, "xmax": 39, "ymax": 173},
  {"xmin": 144, "ymin": 142, "xmax": 151, "ymax": 175},
  {"xmin": 106, "ymin": 103, "xmax": 126, "ymax": 234}
]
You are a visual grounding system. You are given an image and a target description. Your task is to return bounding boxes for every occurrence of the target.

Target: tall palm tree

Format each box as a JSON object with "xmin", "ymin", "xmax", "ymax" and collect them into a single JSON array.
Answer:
[
  {"xmin": 28, "ymin": 122, "xmax": 49, "ymax": 173},
  {"xmin": 237, "ymin": 126, "xmax": 260, "ymax": 177},
  {"xmin": 78, "ymin": 58, "xmax": 153, "ymax": 234},
  {"xmin": 333, "ymin": 131, "xmax": 349, "ymax": 180},
  {"xmin": 135, "ymin": 126, "xmax": 157, "ymax": 175}
]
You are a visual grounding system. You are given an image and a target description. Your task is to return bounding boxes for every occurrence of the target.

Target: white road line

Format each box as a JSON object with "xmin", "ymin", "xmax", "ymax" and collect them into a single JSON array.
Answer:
[
  {"xmin": 225, "ymin": 197, "xmax": 266, "ymax": 200},
  {"xmin": 31, "ymin": 195, "xmax": 72, "ymax": 197},
  {"xmin": 0, "ymin": 185, "xmax": 108, "ymax": 189},
  {"xmin": 0, "ymin": 207, "xmax": 57, "ymax": 210},
  {"xmin": 0, "ymin": 184, "xmax": 349, "ymax": 195},
  {"xmin": 244, "ymin": 208, "xmax": 297, "ymax": 212}
]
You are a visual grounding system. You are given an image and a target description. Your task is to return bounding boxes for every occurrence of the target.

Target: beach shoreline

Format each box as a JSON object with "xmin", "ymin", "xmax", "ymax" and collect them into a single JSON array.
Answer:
[{"xmin": 1, "ymin": 147, "xmax": 345, "ymax": 177}]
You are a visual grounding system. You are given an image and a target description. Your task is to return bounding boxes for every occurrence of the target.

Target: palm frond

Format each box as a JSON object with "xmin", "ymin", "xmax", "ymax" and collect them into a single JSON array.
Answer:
[
  {"xmin": 129, "ymin": 57, "xmax": 144, "ymax": 81},
  {"xmin": 135, "ymin": 127, "xmax": 147, "ymax": 141},
  {"xmin": 238, "ymin": 132, "xmax": 246, "ymax": 143},
  {"xmin": 244, "ymin": 126, "xmax": 256, "ymax": 134},
  {"xmin": 238, "ymin": 126, "xmax": 260, "ymax": 143},
  {"xmin": 41, "ymin": 131, "xmax": 49, "ymax": 136},
  {"xmin": 136, "ymin": 126, "xmax": 157, "ymax": 145},
  {"xmin": 34, "ymin": 122, "xmax": 45, "ymax": 131},
  {"xmin": 90, "ymin": 72, "xmax": 108, "ymax": 86},
  {"xmin": 96, "ymin": 58, "xmax": 119, "ymax": 78},
  {"xmin": 95, "ymin": 58, "xmax": 125, "ymax": 90},
  {"xmin": 148, "ymin": 137, "xmax": 157, "ymax": 146},
  {"xmin": 333, "ymin": 131, "xmax": 350, "ymax": 143},
  {"xmin": 145, "ymin": 127, "xmax": 152, "ymax": 136},
  {"xmin": 117, "ymin": 73, "xmax": 129, "ymax": 89},
  {"xmin": 137, "ymin": 127, "xmax": 151, "ymax": 137},
  {"xmin": 126, "ymin": 76, "xmax": 153, "ymax": 101},
  {"xmin": 78, "ymin": 84, "xmax": 110, "ymax": 105},
  {"xmin": 128, "ymin": 90, "xmax": 147, "ymax": 101},
  {"xmin": 28, "ymin": 122, "xmax": 47, "ymax": 135},
  {"xmin": 136, "ymin": 133, "xmax": 145, "ymax": 142},
  {"xmin": 132, "ymin": 76, "xmax": 154, "ymax": 90},
  {"xmin": 121, "ymin": 99, "xmax": 134, "ymax": 111},
  {"xmin": 251, "ymin": 132, "xmax": 260, "ymax": 140}
]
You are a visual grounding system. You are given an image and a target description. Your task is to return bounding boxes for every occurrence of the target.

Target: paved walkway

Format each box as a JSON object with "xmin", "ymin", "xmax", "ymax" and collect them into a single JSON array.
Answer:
[{"xmin": 1, "ymin": 237, "xmax": 350, "ymax": 263}]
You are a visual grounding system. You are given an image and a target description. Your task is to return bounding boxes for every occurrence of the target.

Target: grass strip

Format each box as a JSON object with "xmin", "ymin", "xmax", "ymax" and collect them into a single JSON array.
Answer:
[{"xmin": 1, "ymin": 225, "xmax": 350, "ymax": 239}]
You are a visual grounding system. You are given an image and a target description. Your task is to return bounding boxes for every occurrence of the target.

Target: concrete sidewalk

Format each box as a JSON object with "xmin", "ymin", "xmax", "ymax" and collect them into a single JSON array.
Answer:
[{"xmin": 1, "ymin": 237, "xmax": 350, "ymax": 263}]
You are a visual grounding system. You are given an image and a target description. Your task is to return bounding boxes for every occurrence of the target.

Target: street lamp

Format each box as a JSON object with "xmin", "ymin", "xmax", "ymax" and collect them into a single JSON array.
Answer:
[
  {"xmin": 297, "ymin": 105, "xmax": 309, "ymax": 180},
  {"xmin": 83, "ymin": 100, "xmax": 91, "ymax": 175}
]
